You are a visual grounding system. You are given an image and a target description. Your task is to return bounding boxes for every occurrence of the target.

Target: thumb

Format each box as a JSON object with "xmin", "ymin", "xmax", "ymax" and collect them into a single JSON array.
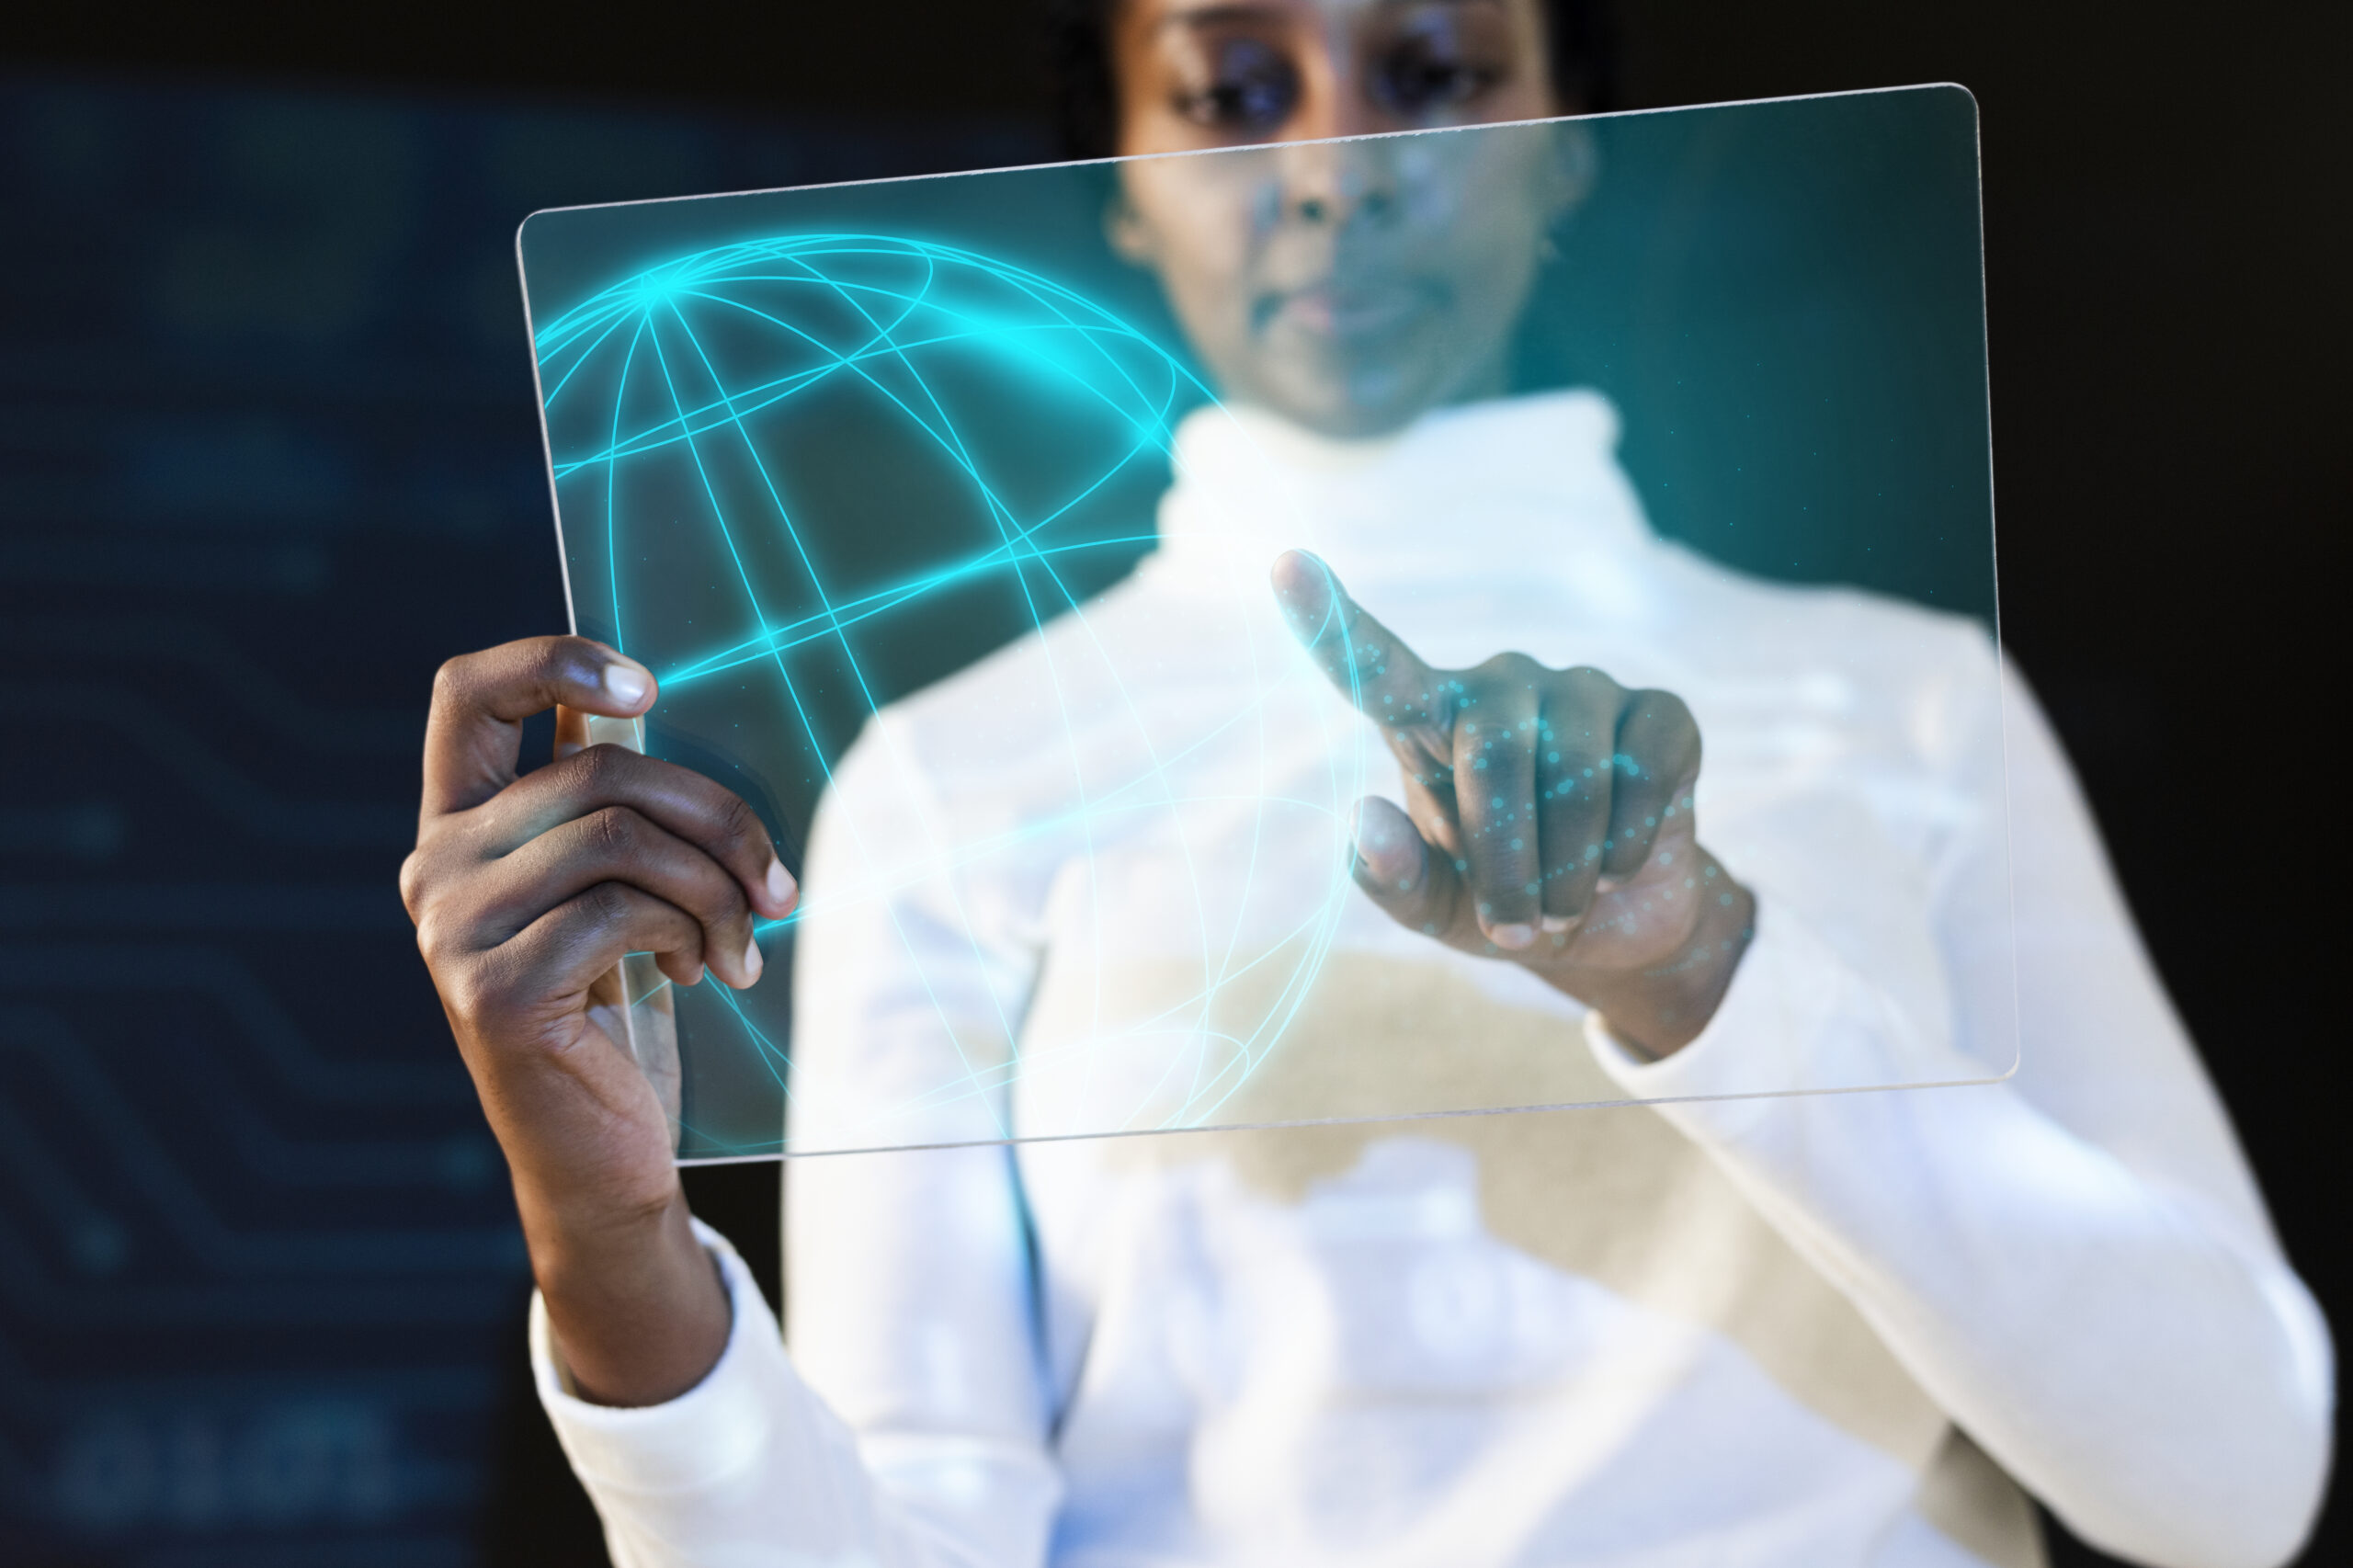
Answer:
[{"xmin": 1349, "ymin": 797, "xmax": 1473, "ymax": 945}]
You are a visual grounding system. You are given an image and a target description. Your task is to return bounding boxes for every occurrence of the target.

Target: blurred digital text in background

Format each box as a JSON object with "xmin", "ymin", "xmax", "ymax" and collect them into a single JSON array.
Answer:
[{"xmin": 0, "ymin": 3, "xmax": 2340, "ymax": 1564}]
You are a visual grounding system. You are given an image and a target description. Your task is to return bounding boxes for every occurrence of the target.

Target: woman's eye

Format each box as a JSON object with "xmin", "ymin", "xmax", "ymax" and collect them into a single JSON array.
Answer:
[
  {"xmin": 1374, "ymin": 40, "xmax": 1502, "ymax": 116},
  {"xmin": 1176, "ymin": 39, "xmax": 1302, "ymax": 130}
]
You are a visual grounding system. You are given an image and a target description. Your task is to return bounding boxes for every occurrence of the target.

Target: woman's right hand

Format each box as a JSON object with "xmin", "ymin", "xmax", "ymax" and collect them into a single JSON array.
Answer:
[{"xmin": 399, "ymin": 635, "xmax": 797, "ymax": 1404}]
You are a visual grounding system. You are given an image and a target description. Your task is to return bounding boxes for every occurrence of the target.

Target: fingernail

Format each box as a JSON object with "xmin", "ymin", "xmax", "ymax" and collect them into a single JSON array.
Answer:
[
  {"xmin": 1540, "ymin": 915, "xmax": 1575, "ymax": 934},
  {"xmin": 765, "ymin": 858, "xmax": 796, "ymax": 910},
  {"xmin": 603, "ymin": 663, "xmax": 650, "ymax": 707},
  {"xmin": 1491, "ymin": 923, "xmax": 1536, "ymax": 950},
  {"xmin": 741, "ymin": 934, "xmax": 764, "ymax": 984},
  {"xmin": 1349, "ymin": 813, "xmax": 1417, "ymax": 889}
]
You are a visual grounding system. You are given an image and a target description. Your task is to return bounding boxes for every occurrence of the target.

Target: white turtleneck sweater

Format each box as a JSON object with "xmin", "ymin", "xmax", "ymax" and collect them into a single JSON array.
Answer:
[{"xmin": 531, "ymin": 392, "xmax": 2332, "ymax": 1568}]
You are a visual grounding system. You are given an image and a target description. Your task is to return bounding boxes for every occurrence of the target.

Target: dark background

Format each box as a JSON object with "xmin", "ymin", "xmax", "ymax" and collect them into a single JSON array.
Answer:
[{"xmin": 0, "ymin": 2, "xmax": 2341, "ymax": 1564}]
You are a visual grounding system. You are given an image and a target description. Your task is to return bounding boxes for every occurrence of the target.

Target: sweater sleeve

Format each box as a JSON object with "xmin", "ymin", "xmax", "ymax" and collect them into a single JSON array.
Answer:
[
  {"xmin": 528, "ymin": 705, "xmax": 1068, "ymax": 1568},
  {"xmin": 530, "ymin": 1218, "xmax": 1061, "ymax": 1568},
  {"xmin": 1587, "ymin": 664, "xmax": 2334, "ymax": 1568}
]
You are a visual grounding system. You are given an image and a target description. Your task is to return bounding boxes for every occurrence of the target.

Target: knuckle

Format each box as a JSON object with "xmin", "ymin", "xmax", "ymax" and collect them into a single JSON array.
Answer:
[
  {"xmin": 1475, "ymin": 650, "xmax": 1544, "ymax": 680},
  {"xmin": 429, "ymin": 655, "xmax": 472, "ymax": 710},
  {"xmin": 412, "ymin": 906, "xmax": 460, "ymax": 967},
  {"xmin": 715, "ymin": 790, "xmax": 764, "ymax": 850},
  {"xmin": 585, "ymin": 806, "xmax": 642, "ymax": 856},
  {"xmin": 679, "ymin": 850, "xmax": 748, "ymax": 925},
  {"xmin": 396, "ymin": 848, "xmax": 431, "ymax": 921},
  {"xmin": 706, "ymin": 878, "xmax": 752, "ymax": 931},
  {"xmin": 1540, "ymin": 749, "xmax": 1610, "ymax": 803},
  {"xmin": 1635, "ymin": 687, "xmax": 1696, "ymax": 731},
  {"xmin": 435, "ymin": 960, "xmax": 489, "ymax": 1025},
  {"xmin": 575, "ymin": 741, "xmax": 620, "ymax": 785},
  {"xmin": 450, "ymin": 948, "xmax": 530, "ymax": 1031},
  {"xmin": 574, "ymin": 740, "xmax": 635, "ymax": 791},
  {"xmin": 582, "ymin": 880, "xmax": 636, "ymax": 929},
  {"xmin": 1460, "ymin": 720, "xmax": 1536, "ymax": 770},
  {"xmin": 1478, "ymin": 724, "xmax": 1530, "ymax": 762},
  {"xmin": 1545, "ymin": 672, "xmax": 1621, "ymax": 739}
]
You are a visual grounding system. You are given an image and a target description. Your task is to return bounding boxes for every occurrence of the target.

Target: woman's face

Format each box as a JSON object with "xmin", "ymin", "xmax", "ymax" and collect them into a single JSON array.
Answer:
[{"xmin": 1107, "ymin": 0, "xmax": 1584, "ymax": 437}]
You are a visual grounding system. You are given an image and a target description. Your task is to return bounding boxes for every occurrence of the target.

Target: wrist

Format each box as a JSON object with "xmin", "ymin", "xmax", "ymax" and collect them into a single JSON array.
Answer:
[
  {"xmin": 529, "ymin": 1189, "xmax": 732, "ymax": 1407},
  {"xmin": 1574, "ymin": 872, "xmax": 1756, "ymax": 1059}
]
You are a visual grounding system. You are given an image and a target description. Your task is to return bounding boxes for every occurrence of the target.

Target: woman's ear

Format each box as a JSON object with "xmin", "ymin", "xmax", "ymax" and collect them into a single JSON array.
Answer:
[
  {"xmin": 1105, "ymin": 174, "xmax": 1162, "ymax": 269},
  {"xmin": 1544, "ymin": 121, "xmax": 1599, "ymax": 222}
]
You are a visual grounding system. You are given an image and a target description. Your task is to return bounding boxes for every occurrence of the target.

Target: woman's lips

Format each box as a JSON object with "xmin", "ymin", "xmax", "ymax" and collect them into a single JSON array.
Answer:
[{"xmin": 1262, "ymin": 279, "xmax": 1438, "ymax": 341}]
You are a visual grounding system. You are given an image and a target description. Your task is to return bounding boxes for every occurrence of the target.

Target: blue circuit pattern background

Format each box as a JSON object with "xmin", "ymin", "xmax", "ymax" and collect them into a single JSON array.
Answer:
[{"xmin": 0, "ymin": 74, "xmax": 1040, "ymax": 1566}]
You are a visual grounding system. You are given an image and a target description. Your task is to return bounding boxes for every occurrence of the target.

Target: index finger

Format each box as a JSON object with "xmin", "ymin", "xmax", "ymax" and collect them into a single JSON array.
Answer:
[
  {"xmin": 423, "ymin": 635, "xmax": 655, "ymax": 820},
  {"xmin": 1269, "ymin": 551, "xmax": 1450, "ymax": 730}
]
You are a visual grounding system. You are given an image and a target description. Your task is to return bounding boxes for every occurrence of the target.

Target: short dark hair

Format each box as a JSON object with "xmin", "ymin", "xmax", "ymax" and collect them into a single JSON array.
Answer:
[{"xmin": 1046, "ymin": 0, "xmax": 1620, "ymax": 160}]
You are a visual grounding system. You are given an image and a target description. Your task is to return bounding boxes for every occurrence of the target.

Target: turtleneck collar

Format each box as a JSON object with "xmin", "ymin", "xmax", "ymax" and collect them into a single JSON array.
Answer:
[{"xmin": 1149, "ymin": 389, "xmax": 1651, "ymax": 603}]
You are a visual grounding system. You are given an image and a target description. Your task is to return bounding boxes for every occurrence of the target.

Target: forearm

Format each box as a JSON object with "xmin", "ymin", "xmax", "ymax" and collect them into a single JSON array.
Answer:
[
  {"xmin": 1606, "ymin": 915, "xmax": 2333, "ymax": 1568},
  {"xmin": 1704, "ymin": 1084, "xmax": 2325, "ymax": 1566},
  {"xmin": 533, "ymin": 1220, "xmax": 1060, "ymax": 1568}
]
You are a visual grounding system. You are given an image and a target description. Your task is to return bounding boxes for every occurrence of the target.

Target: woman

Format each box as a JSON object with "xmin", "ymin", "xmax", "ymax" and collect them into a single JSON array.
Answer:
[{"xmin": 400, "ymin": 2, "xmax": 2332, "ymax": 1563}]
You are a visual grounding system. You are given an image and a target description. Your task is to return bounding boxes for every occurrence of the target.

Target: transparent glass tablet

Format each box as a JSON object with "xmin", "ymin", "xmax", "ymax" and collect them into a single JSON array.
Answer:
[{"xmin": 519, "ymin": 85, "xmax": 2018, "ymax": 1161}]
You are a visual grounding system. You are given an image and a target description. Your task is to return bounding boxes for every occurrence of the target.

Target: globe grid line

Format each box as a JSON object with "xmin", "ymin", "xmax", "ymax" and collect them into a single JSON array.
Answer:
[{"xmin": 535, "ymin": 232, "xmax": 1374, "ymax": 1153}]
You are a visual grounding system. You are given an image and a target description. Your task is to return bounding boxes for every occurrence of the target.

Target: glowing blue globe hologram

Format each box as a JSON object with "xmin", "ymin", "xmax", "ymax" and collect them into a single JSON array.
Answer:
[
  {"xmin": 530, "ymin": 233, "xmax": 1370, "ymax": 1159},
  {"xmin": 537, "ymin": 235, "xmax": 1191, "ymax": 671}
]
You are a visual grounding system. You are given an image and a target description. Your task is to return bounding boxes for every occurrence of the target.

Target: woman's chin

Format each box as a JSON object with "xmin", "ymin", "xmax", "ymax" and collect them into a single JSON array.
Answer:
[{"xmin": 1252, "ymin": 366, "xmax": 1448, "ymax": 441}]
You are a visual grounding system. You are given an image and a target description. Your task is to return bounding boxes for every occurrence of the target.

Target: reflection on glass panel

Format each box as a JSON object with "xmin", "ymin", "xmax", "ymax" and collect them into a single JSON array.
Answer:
[{"xmin": 520, "ymin": 85, "xmax": 2014, "ymax": 1160}]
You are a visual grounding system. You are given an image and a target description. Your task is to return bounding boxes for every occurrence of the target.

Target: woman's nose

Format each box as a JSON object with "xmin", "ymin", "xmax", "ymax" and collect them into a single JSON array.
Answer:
[{"xmin": 1279, "ymin": 141, "xmax": 1401, "ymax": 229}]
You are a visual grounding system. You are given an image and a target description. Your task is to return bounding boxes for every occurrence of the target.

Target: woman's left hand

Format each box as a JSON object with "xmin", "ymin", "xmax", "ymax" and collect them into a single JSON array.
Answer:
[{"xmin": 1272, "ymin": 551, "xmax": 1755, "ymax": 1057}]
